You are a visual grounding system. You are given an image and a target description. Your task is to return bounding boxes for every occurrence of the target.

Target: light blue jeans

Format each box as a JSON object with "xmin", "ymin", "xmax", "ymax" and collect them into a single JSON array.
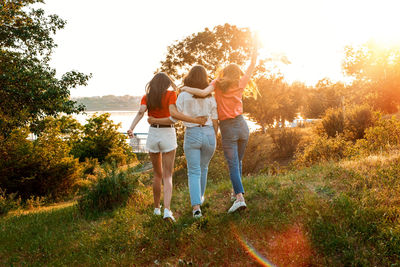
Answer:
[
  {"xmin": 219, "ymin": 115, "xmax": 249, "ymax": 195},
  {"xmin": 184, "ymin": 126, "xmax": 216, "ymax": 206}
]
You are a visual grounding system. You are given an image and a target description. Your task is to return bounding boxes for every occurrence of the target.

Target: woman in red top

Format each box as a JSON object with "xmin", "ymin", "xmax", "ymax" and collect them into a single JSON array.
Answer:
[
  {"xmin": 128, "ymin": 72, "xmax": 206, "ymax": 221},
  {"xmin": 182, "ymin": 42, "xmax": 258, "ymax": 214}
]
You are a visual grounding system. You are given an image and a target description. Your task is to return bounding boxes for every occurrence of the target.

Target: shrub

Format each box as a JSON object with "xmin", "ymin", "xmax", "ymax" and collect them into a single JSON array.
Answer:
[
  {"xmin": 0, "ymin": 189, "xmax": 21, "ymax": 216},
  {"xmin": 295, "ymin": 135, "xmax": 352, "ymax": 166},
  {"xmin": 317, "ymin": 108, "xmax": 345, "ymax": 138},
  {"xmin": 0, "ymin": 127, "xmax": 81, "ymax": 200},
  {"xmin": 344, "ymin": 105, "xmax": 376, "ymax": 141},
  {"xmin": 243, "ymin": 132, "xmax": 274, "ymax": 174},
  {"xmin": 353, "ymin": 116, "xmax": 400, "ymax": 153},
  {"xmin": 270, "ymin": 128, "xmax": 302, "ymax": 159},
  {"xmin": 71, "ymin": 113, "xmax": 135, "ymax": 166},
  {"xmin": 78, "ymin": 167, "xmax": 138, "ymax": 214}
]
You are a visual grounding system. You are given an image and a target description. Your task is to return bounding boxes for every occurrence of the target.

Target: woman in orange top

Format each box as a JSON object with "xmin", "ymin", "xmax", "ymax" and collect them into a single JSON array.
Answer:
[
  {"xmin": 128, "ymin": 72, "xmax": 206, "ymax": 221},
  {"xmin": 182, "ymin": 43, "xmax": 258, "ymax": 213}
]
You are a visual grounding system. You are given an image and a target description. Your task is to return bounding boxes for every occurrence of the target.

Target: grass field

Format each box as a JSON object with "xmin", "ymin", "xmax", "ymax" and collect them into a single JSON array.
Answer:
[{"xmin": 1, "ymin": 151, "xmax": 400, "ymax": 266}]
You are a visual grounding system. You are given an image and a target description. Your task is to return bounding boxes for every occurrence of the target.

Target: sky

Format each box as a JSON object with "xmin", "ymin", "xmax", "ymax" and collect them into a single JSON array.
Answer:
[{"xmin": 41, "ymin": 0, "xmax": 400, "ymax": 97}]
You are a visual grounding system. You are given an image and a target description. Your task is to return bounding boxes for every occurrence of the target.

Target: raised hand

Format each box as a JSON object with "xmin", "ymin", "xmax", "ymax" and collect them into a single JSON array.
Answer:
[{"xmin": 127, "ymin": 129, "xmax": 134, "ymax": 138}]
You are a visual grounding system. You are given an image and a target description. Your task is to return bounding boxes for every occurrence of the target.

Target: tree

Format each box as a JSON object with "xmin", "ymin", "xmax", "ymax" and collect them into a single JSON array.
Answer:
[
  {"xmin": 70, "ymin": 113, "xmax": 134, "ymax": 165},
  {"xmin": 0, "ymin": 0, "xmax": 90, "ymax": 136},
  {"xmin": 343, "ymin": 41, "xmax": 400, "ymax": 113},
  {"xmin": 159, "ymin": 24, "xmax": 254, "ymax": 80},
  {"xmin": 305, "ymin": 78, "xmax": 344, "ymax": 118},
  {"xmin": 243, "ymin": 76, "xmax": 301, "ymax": 132}
]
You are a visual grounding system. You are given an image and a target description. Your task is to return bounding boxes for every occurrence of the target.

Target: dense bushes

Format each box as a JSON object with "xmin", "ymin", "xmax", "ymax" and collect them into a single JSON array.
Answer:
[
  {"xmin": 317, "ymin": 108, "xmax": 345, "ymax": 138},
  {"xmin": 0, "ymin": 127, "xmax": 81, "ymax": 200},
  {"xmin": 270, "ymin": 128, "xmax": 302, "ymax": 159},
  {"xmin": 295, "ymin": 135, "xmax": 352, "ymax": 166},
  {"xmin": 317, "ymin": 105, "xmax": 376, "ymax": 141},
  {"xmin": 0, "ymin": 189, "xmax": 21, "ymax": 216},
  {"xmin": 78, "ymin": 167, "xmax": 138, "ymax": 214},
  {"xmin": 0, "ymin": 113, "xmax": 136, "ymax": 202},
  {"xmin": 71, "ymin": 113, "xmax": 135, "ymax": 166},
  {"xmin": 295, "ymin": 112, "xmax": 400, "ymax": 166}
]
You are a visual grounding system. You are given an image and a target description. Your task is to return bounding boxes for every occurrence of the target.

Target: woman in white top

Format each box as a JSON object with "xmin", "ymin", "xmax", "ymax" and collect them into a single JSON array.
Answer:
[{"xmin": 149, "ymin": 66, "xmax": 218, "ymax": 218}]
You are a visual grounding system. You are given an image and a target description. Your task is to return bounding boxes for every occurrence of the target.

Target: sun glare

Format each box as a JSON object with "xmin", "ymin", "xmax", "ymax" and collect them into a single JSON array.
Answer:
[{"xmin": 244, "ymin": 0, "xmax": 400, "ymax": 86}]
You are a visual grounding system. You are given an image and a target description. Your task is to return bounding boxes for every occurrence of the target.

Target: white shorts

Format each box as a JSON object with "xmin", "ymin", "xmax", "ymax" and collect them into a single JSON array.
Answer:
[{"xmin": 146, "ymin": 127, "xmax": 177, "ymax": 153}]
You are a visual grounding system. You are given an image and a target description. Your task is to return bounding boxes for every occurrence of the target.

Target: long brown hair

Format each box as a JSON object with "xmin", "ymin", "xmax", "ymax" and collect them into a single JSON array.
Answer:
[
  {"xmin": 183, "ymin": 65, "xmax": 211, "ymax": 98},
  {"xmin": 215, "ymin": 64, "xmax": 258, "ymax": 98},
  {"xmin": 145, "ymin": 72, "xmax": 172, "ymax": 110}
]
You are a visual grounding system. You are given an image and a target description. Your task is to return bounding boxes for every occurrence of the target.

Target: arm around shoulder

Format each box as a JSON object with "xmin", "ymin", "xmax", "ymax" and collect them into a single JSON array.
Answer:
[{"xmin": 182, "ymin": 84, "xmax": 215, "ymax": 97}]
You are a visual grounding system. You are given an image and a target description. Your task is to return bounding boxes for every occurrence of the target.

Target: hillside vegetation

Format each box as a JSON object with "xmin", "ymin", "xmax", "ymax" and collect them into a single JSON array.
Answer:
[{"xmin": 1, "ymin": 148, "xmax": 400, "ymax": 266}]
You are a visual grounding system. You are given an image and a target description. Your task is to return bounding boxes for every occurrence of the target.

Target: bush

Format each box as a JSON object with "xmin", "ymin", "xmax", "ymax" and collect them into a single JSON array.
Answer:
[
  {"xmin": 0, "ymin": 189, "xmax": 21, "ymax": 216},
  {"xmin": 243, "ymin": 132, "xmax": 274, "ymax": 174},
  {"xmin": 353, "ymin": 116, "xmax": 400, "ymax": 153},
  {"xmin": 78, "ymin": 167, "xmax": 138, "ymax": 214},
  {"xmin": 344, "ymin": 105, "xmax": 376, "ymax": 141},
  {"xmin": 317, "ymin": 108, "xmax": 345, "ymax": 138},
  {"xmin": 0, "ymin": 127, "xmax": 81, "ymax": 200},
  {"xmin": 270, "ymin": 128, "xmax": 302, "ymax": 159},
  {"xmin": 295, "ymin": 135, "xmax": 352, "ymax": 167},
  {"xmin": 71, "ymin": 113, "xmax": 135, "ymax": 166},
  {"xmin": 317, "ymin": 105, "xmax": 376, "ymax": 142}
]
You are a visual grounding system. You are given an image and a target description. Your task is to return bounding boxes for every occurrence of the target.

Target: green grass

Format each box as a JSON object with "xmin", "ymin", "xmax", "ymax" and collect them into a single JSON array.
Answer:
[{"xmin": 1, "ymin": 152, "xmax": 400, "ymax": 266}]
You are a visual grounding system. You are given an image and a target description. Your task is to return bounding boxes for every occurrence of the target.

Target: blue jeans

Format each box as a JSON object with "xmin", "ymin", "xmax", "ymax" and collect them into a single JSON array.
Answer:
[
  {"xmin": 184, "ymin": 126, "xmax": 216, "ymax": 206},
  {"xmin": 219, "ymin": 115, "xmax": 249, "ymax": 195}
]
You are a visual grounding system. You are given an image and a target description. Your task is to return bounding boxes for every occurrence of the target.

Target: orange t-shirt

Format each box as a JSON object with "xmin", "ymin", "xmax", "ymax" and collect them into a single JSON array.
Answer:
[
  {"xmin": 213, "ymin": 75, "xmax": 250, "ymax": 121},
  {"xmin": 140, "ymin": 91, "xmax": 177, "ymax": 118}
]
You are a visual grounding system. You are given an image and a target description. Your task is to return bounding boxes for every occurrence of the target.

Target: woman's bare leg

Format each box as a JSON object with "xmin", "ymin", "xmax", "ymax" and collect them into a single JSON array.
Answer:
[
  {"xmin": 161, "ymin": 149, "xmax": 176, "ymax": 210},
  {"xmin": 149, "ymin": 152, "xmax": 163, "ymax": 208}
]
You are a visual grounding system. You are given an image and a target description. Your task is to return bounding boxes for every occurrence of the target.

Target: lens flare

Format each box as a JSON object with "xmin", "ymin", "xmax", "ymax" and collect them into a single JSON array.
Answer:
[{"xmin": 231, "ymin": 224, "xmax": 277, "ymax": 267}]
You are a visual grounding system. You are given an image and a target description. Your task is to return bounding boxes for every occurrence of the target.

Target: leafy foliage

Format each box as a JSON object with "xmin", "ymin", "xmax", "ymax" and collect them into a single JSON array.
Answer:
[
  {"xmin": 305, "ymin": 79, "xmax": 344, "ymax": 118},
  {"xmin": 244, "ymin": 76, "xmax": 302, "ymax": 131},
  {"xmin": 317, "ymin": 108, "xmax": 345, "ymax": 138},
  {"xmin": 295, "ymin": 135, "xmax": 351, "ymax": 166},
  {"xmin": 71, "ymin": 113, "xmax": 135, "ymax": 165},
  {"xmin": 0, "ymin": 189, "xmax": 21, "ymax": 216},
  {"xmin": 159, "ymin": 24, "xmax": 254, "ymax": 80},
  {"xmin": 0, "ymin": 127, "xmax": 81, "ymax": 200},
  {"xmin": 77, "ymin": 167, "xmax": 138, "ymax": 214},
  {"xmin": 343, "ymin": 41, "xmax": 400, "ymax": 113},
  {"xmin": 270, "ymin": 128, "xmax": 302, "ymax": 159},
  {"xmin": 0, "ymin": 0, "xmax": 90, "ymax": 136}
]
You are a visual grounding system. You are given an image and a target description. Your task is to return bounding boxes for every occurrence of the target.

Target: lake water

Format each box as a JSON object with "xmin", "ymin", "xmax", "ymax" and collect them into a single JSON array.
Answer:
[{"xmin": 73, "ymin": 111, "xmax": 260, "ymax": 134}]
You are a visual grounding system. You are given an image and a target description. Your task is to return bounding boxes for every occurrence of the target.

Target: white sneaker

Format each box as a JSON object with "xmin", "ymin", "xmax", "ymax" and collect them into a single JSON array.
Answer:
[
  {"xmin": 228, "ymin": 200, "xmax": 247, "ymax": 213},
  {"xmin": 193, "ymin": 209, "xmax": 202, "ymax": 218},
  {"xmin": 163, "ymin": 208, "xmax": 176, "ymax": 222},
  {"xmin": 153, "ymin": 208, "xmax": 161, "ymax": 216}
]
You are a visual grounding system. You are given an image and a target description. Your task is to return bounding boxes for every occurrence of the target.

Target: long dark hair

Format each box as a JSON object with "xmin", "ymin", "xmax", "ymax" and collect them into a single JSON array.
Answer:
[
  {"xmin": 183, "ymin": 65, "xmax": 211, "ymax": 98},
  {"xmin": 145, "ymin": 72, "xmax": 172, "ymax": 110}
]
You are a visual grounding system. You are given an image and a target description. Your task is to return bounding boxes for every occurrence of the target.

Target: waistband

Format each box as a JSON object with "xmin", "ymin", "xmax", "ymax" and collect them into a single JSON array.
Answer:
[
  {"xmin": 219, "ymin": 114, "xmax": 244, "ymax": 123},
  {"xmin": 150, "ymin": 124, "xmax": 174, "ymax": 128}
]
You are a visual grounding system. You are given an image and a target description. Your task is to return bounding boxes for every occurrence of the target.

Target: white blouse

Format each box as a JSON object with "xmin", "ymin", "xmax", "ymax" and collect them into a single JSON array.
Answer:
[{"xmin": 173, "ymin": 92, "xmax": 218, "ymax": 127}]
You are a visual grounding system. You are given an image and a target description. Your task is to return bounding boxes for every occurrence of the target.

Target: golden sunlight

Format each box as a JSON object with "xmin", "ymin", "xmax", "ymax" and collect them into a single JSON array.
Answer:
[{"xmin": 246, "ymin": 0, "xmax": 400, "ymax": 85}]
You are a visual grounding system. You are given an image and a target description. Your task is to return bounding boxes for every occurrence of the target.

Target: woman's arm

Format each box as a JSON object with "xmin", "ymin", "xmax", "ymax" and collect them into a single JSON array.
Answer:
[
  {"xmin": 212, "ymin": 119, "xmax": 219, "ymax": 137},
  {"xmin": 147, "ymin": 116, "xmax": 174, "ymax": 125},
  {"xmin": 169, "ymin": 104, "xmax": 207, "ymax": 125},
  {"xmin": 127, "ymin": 104, "xmax": 147, "ymax": 137},
  {"xmin": 244, "ymin": 45, "xmax": 258, "ymax": 78},
  {"xmin": 181, "ymin": 84, "xmax": 215, "ymax": 97}
]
